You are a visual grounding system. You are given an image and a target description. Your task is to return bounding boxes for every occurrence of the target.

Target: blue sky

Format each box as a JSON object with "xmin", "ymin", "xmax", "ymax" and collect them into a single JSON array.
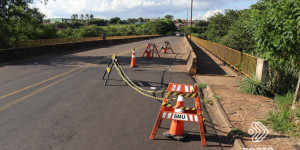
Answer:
[{"xmin": 32, "ymin": 0, "xmax": 258, "ymax": 20}]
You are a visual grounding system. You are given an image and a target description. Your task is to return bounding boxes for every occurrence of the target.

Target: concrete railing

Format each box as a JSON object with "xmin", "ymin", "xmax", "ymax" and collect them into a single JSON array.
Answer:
[
  {"xmin": 0, "ymin": 35, "xmax": 161, "ymax": 63},
  {"xmin": 183, "ymin": 36, "xmax": 197, "ymax": 74}
]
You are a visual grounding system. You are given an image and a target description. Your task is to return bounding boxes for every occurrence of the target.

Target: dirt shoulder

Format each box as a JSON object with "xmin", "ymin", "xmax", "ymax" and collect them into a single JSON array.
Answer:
[{"xmin": 192, "ymin": 41, "xmax": 300, "ymax": 150}]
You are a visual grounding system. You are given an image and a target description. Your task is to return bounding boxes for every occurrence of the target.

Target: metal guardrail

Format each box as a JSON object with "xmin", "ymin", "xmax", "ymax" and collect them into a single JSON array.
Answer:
[
  {"xmin": 10, "ymin": 34, "xmax": 160, "ymax": 49},
  {"xmin": 191, "ymin": 36, "xmax": 258, "ymax": 77}
]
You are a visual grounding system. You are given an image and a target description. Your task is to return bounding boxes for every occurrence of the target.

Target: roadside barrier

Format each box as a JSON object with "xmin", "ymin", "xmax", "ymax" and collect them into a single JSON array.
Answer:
[
  {"xmin": 160, "ymin": 41, "xmax": 174, "ymax": 54},
  {"xmin": 102, "ymin": 54, "xmax": 126, "ymax": 86},
  {"xmin": 130, "ymin": 48, "xmax": 137, "ymax": 67},
  {"xmin": 150, "ymin": 83, "xmax": 207, "ymax": 146},
  {"xmin": 142, "ymin": 43, "xmax": 160, "ymax": 59},
  {"xmin": 9, "ymin": 34, "xmax": 160, "ymax": 49},
  {"xmin": 191, "ymin": 36, "xmax": 259, "ymax": 78}
]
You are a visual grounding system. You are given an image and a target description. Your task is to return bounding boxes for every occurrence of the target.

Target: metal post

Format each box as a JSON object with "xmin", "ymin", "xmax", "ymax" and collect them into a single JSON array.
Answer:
[
  {"xmin": 190, "ymin": 0, "xmax": 193, "ymax": 43},
  {"xmin": 292, "ymin": 75, "xmax": 300, "ymax": 110},
  {"xmin": 186, "ymin": 8, "xmax": 188, "ymax": 36}
]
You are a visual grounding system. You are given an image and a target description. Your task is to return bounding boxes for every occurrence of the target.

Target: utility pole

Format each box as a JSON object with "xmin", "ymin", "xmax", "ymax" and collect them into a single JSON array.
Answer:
[
  {"xmin": 186, "ymin": 8, "xmax": 188, "ymax": 36},
  {"xmin": 190, "ymin": 0, "xmax": 193, "ymax": 43}
]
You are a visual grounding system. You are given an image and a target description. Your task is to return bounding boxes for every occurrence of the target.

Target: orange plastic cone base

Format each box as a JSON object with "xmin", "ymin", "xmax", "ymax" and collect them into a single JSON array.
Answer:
[
  {"xmin": 147, "ymin": 51, "xmax": 150, "ymax": 59},
  {"xmin": 169, "ymin": 120, "xmax": 184, "ymax": 135},
  {"xmin": 163, "ymin": 48, "xmax": 166, "ymax": 53},
  {"xmin": 131, "ymin": 57, "xmax": 136, "ymax": 67},
  {"xmin": 168, "ymin": 101, "xmax": 184, "ymax": 136}
]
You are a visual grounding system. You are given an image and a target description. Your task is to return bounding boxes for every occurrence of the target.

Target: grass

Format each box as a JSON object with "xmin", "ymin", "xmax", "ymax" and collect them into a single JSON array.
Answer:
[
  {"xmin": 257, "ymin": 103, "xmax": 263, "ymax": 107},
  {"xmin": 197, "ymin": 83, "xmax": 207, "ymax": 89},
  {"xmin": 266, "ymin": 92, "xmax": 300, "ymax": 136},
  {"xmin": 214, "ymin": 95, "xmax": 221, "ymax": 101},
  {"xmin": 231, "ymin": 128, "xmax": 246, "ymax": 137},
  {"xmin": 204, "ymin": 99, "xmax": 213, "ymax": 106},
  {"xmin": 239, "ymin": 74, "xmax": 266, "ymax": 95}
]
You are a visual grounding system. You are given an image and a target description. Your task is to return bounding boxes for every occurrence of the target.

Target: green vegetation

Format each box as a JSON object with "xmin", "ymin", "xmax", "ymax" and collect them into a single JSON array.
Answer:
[
  {"xmin": 204, "ymin": 99, "xmax": 213, "ymax": 106},
  {"xmin": 231, "ymin": 128, "xmax": 247, "ymax": 137},
  {"xmin": 239, "ymin": 75, "xmax": 266, "ymax": 96},
  {"xmin": 197, "ymin": 83, "xmax": 208, "ymax": 89},
  {"xmin": 214, "ymin": 95, "xmax": 221, "ymax": 101},
  {"xmin": 266, "ymin": 92, "xmax": 300, "ymax": 136},
  {"xmin": 0, "ymin": 1, "xmax": 176, "ymax": 49},
  {"xmin": 186, "ymin": 0, "xmax": 299, "ymax": 97}
]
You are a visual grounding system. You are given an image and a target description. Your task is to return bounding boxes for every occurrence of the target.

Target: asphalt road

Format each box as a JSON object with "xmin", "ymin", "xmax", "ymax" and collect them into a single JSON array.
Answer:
[{"xmin": 0, "ymin": 36, "xmax": 222, "ymax": 150}]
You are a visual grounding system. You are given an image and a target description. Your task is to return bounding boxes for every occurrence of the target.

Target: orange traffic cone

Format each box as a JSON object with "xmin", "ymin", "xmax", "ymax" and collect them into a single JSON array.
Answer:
[
  {"xmin": 131, "ymin": 48, "xmax": 137, "ymax": 67},
  {"xmin": 164, "ymin": 95, "xmax": 187, "ymax": 140},
  {"xmin": 163, "ymin": 44, "xmax": 166, "ymax": 53},
  {"xmin": 146, "ymin": 48, "xmax": 151, "ymax": 59}
]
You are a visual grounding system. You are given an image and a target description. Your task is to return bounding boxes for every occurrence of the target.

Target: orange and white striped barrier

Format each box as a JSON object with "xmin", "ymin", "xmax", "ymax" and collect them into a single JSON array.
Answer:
[
  {"xmin": 142, "ymin": 43, "xmax": 160, "ymax": 59},
  {"xmin": 130, "ymin": 48, "xmax": 137, "ymax": 67},
  {"xmin": 160, "ymin": 41, "xmax": 174, "ymax": 54},
  {"xmin": 150, "ymin": 83, "xmax": 207, "ymax": 146}
]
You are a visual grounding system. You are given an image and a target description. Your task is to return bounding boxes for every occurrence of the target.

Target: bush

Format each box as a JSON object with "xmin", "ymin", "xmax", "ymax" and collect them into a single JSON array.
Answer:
[{"xmin": 239, "ymin": 75, "xmax": 266, "ymax": 95}]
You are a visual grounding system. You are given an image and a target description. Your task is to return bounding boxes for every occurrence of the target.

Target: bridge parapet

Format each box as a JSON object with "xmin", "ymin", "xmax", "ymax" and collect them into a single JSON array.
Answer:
[{"xmin": 191, "ymin": 36, "xmax": 267, "ymax": 83}]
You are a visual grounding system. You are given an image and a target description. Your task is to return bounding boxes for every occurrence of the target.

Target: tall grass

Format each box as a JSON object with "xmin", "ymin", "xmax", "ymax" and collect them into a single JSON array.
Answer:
[
  {"xmin": 266, "ymin": 92, "xmax": 300, "ymax": 136},
  {"xmin": 197, "ymin": 83, "xmax": 208, "ymax": 89},
  {"xmin": 239, "ymin": 75, "xmax": 266, "ymax": 95}
]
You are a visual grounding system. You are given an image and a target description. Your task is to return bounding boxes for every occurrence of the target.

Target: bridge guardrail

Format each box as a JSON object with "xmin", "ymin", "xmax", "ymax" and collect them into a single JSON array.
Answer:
[
  {"xmin": 10, "ymin": 35, "xmax": 160, "ymax": 49},
  {"xmin": 191, "ymin": 36, "xmax": 258, "ymax": 78}
]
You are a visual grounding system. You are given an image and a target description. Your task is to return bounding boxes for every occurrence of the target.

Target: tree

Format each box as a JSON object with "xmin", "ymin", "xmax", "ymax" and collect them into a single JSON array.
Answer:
[
  {"xmin": 177, "ymin": 19, "xmax": 182, "ymax": 23},
  {"xmin": 249, "ymin": 0, "xmax": 300, "ymax": 94},
  {"xmin": 41, "ymin": 24, "xmax": 57, "ymax": 39},
  {"xmin": 220, "ymin": 9, "xmax": 254, "ymax": 53},
  {"xmin": 87, "ymin": 19, "xmax": 108, "ymax": 26},
  {"xmin": 164, "ymin": 15, "xmax": 174, "ymax": 20},
  {"xmin": 90, "ymin": 14, "xmax": 94, "ymax": 20},
  {"xmin": 80, "ymin": 14, "xmax": 84, "ymax": 21},
  {"xmin": 117, "ymin": 20, "xmax": 123, "ymax": 24},
  {"xmin": 142, "ymin": 19, "xmax": 176, "ymax": 35},
  {"xmin": 195, "ymin": 20, "xmax": 208, "ymax": 27},
  {"xmin": 109, "ymin": 17, "xmax": 121, "ymax": 24},
  {"xmin": 71, "ymin": 14, "xmax": 78, "ymax": 21},
  {"xmin": 205, "ymin": 10, "xmax": 240, "ymax": 43},
  {"xmin": 85, "ymin": 14, "xmax": 89, "ymax": 20},
  {"xmin": 0, "ymin": 0, "xmax": 46, "ymax": 48},
  {"xmin": 250, "ymin": 0, "xmax": 300, "ymax": 67},
  {"xmin": 75, "ymin": 25, "xmax": 104, "ymax": 38},
  {"xmin": 127, "ymin": 18, "xmax": 137, "ymax": 24},
  {"xmin": 138, "ymin": 17, "xmax": 144, "ymax": 22}
]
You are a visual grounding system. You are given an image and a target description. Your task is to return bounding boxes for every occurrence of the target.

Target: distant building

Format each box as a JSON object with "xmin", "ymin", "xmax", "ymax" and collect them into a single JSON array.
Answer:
[
  {"xmin": 49, "ymin": 18, "xmax": 70, "ymax": 23},
  {"xmin": 175, "ymin": 23, "xmax": 185, "ymax": 28}
]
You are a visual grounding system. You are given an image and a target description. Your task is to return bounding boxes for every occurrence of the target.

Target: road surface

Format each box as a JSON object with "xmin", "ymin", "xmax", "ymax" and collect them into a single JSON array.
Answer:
[{"xmin": 0, "ymin": 36, "xmax": 221, "ymax": 150}]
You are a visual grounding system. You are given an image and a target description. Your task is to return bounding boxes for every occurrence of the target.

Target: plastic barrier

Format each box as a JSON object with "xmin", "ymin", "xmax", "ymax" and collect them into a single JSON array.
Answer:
[
  {"xmin": 160, "ymin": 41, "xmax": 174, "ymax": 54},
  {"xmin": 142, "ymin": 43, "xmax": 160, "ymax": 59},
  {"xmin": 150, "ymin": 83, "xmax": 207, "ymax": 146}
]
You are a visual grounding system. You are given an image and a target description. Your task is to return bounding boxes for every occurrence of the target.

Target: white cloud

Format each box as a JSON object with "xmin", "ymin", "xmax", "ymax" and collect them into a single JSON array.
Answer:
[
  {"xmin": 194, "ymin": 9, "xmax": 224, "ymax": 20},
  {"xmin": 31, "ymin": 0, "xmax": 255, "ymax": 19}
]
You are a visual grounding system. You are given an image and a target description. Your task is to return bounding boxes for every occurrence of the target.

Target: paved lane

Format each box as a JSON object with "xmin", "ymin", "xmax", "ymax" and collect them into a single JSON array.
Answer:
[{"xmin": 0, "ymin": 37, "xmax": 221, "ymax": 150}]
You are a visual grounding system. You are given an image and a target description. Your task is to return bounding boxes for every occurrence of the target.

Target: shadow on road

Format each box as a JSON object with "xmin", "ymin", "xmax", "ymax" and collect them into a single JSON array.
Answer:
[{"xmin": 190, "ymin": 41, "xmax": 227, "ymax": 76}]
